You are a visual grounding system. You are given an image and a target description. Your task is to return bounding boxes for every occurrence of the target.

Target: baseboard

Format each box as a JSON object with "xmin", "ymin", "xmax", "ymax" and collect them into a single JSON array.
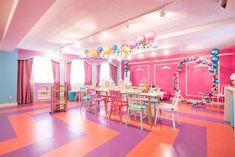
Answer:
[{"xmin": 0, "ymin": 102, "xmax": 17, "ymax": 108}]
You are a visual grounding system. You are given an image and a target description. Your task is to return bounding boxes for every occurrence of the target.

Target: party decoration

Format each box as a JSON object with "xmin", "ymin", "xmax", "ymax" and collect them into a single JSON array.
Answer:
[
  {"xmin": 129, "ymin": 41, "xmax": 137, "ymax": 49},
  {"xmin": 83, "ymin": 31, "xmax": 159, "ymax": 59},
  {"xmin": 124, "ymin": 60, "xmax": 128, "ymax": 77},
  {"xmin": 144, "ymin": 31, "xmax": 156, "ymax": 40},
  {"xmin": 173, "ymin": 48, "xmax": 220, "ymax": 107}
]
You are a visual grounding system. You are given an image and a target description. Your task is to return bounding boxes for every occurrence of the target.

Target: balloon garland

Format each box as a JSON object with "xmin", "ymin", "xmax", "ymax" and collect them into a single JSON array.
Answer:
[
  {"xmin": 173, "ymin": 48, "xmax": 220, "ymax": 107},
  {"xmin": 124, "ymin": 60, "xmax": 128, "ymax": 77},
  {"xmin": 83, "ymin": 31, "xmax": 158, "ymax": 58}
]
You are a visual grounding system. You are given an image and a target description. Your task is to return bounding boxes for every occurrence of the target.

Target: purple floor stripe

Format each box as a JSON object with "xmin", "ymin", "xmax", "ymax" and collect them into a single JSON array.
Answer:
[
  {"xmin": 0, "ymin": 113, "xmax": 86, "ymax": 157},
  {"xmin": 191, "ymin": 108, "xmax": 224, "ymax": 115},
  {"xmin": 83, "ymin": 113, "xmax": 148, "ymax": 157},
  {"xmin": 0, "ymin": 115, "xmax": 17, "ymax": 142},
  {"xmin": 177, "ymin": 111, "xmax": 228, "ymax": 124},
  {"xmin": 173, "ymin": 122, "xmax": 207, "ymax": 157}
]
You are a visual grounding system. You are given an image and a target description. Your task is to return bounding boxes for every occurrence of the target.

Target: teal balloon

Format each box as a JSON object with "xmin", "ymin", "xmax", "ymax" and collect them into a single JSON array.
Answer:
[
  {"xmin": 212, "ymin": 63, "xmax": 218, "ymax": 69},
  {"xmin": 211, "ymin": 48, "xmax": 220, "ymax": 56},
  {"xmin": 215, "ymin": 79, "xmax": 220, "ymax": 84},
  {"xmin": 209, "ymin": 67, "xmax": 214, "ymax": 73},
  {"xmin": 116, "ymin": 48, "xmax": 120, "ymax": 54},
  {"xmin": 112, "ymin": 44, "xmax": 118, "ymax": 50},
  {"xmin": 211, "ymin": 56, "xmax": 219, "ymax": 63},
  {"xmin": 205, "ymin": 99, "xmax": 210, "ymax": 103},
  {"xmin": 202, "ymin": 60, "xmax": 207, "ymax": 64}
]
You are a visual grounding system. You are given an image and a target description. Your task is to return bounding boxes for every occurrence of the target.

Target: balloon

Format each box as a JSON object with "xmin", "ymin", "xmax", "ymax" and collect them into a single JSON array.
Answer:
[
  {"xmin": 136, "ymin": 35, "xmax": 145, "ymax": 43},
  {"xmin": 202, "ymin": 60, "xmax": 207, "ymax": 64},
  {"xmin": 212, "ymin": 63, "xmax": 218, "ymax": 69},
  {"xmin": 115, "ymin": 48, "xmax": 120, "ymax": 54},
  {"xmin": 104, "ymin": 47, "xmax": 112, "ymax": 54},
  {"xmin": 84, "ymin": 49, "xmax": 89, "ymax": 54},
  {"xmin": 120, "ymin": 40, "xmax": 126, "ymax": 47},
  {"xmin": 205, "ymin": 99, "xmax": 210, "ymax": 103},
  {"xmin": 209, "ymin": 67, "xmax": 214, "ymax": 73},
  {"xmin": 192, "ymin": 102, "xmax": 197, "ymax": 106},
  {"xmin": 215, "ymin": 79, "xmax": 220, "ymax": 84},
  {"xmin": 145, "ymin": 31, "xmax": 156, "ymax": 40},
  {"xmin": 124, "ymin": 60, "xmax": 128, "ymax": 64},
  {"xmin": 124, "ymin": 47, "xmax": 131, "ymax": 54},
  {"xmin": 211, "ymin": 56, "xmax": 219, "ymax": 62},
  {"xmin": 211, "ymin": 48, "xmax": 220, "ymax": 56},
  {"xmin": 129, "ymin": 41, "xmax": 137, "ymax": 49},
  {"xmin": 145, "ymin": 40, "xmax": 150, "ymax": 44},
  {"xmin": 152, "ymin": 41, "xmax": 158, "ymax": 48},
  {"xmin": 112, "ymin": 44, "xmax": 118, "ymax": 50},
  {"xmin": 90, "ymin": 49, "xmax": 98, "ymax": 58},
  {"xmin": 97, "ymin": 47, "xmax": 103, "ymax": 52}
]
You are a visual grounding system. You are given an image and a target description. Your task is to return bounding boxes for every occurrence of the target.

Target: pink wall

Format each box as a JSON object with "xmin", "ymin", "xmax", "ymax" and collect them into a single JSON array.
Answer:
[{"xmin": 127, "ymin": 48, "xmax": 235, "ymax": 100}]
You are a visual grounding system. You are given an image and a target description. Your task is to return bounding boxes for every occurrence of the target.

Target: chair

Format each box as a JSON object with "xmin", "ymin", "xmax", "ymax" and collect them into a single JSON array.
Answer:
[
  {"xmin": 215, "ymin": 84, "xmax": 230, "ymax": 103},
  {"xmin": 109, "ymin": 90, "xmax": 128, "ymax": 123},
  {"xmin": 126, "ymin": 90, "xmax": 149, "ymax": 130},
  {"xmin": 154, "ymin": 90, "xmax": 181, "ymax": 130},
  {"xmin": 79, "ymin": 87, "xmax": 96, "ymax": 112}
]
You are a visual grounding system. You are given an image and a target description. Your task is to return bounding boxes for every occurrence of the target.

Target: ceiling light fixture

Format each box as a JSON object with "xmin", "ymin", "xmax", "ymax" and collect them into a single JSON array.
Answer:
[
  {"xmin": 160, "ymin": 7, "xmax": 166, "ymax": 17},
  {"xmin": 126, "ymin": 20, "xmax": 131, "ymax": 29},
  {"xmin": 89, "ymin": 36, "xmax": 93, "ymax": 42},
  {"xmin": 164, "ymin": 50, "xmax": 169, "ymax": 55}
]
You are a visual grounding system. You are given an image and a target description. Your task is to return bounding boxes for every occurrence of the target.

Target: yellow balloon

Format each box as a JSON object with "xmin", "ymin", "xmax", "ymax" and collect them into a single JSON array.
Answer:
[
  {"xmin": 91, "ymin": 49, "xmax": 97, "ymax": 58},
  {"xmin": 125, "ymin": 47, "xmax": 131, "ymax": 53}
]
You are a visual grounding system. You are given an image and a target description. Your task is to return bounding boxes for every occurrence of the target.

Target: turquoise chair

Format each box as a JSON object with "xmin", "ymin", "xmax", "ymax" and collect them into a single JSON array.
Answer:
[{"xmin": 125, "ymin": 90, "xmax": 149, "ymax": 130}]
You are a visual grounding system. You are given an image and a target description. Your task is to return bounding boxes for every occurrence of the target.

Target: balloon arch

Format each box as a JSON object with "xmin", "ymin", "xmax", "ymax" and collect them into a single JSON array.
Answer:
[{"xmin": 173, "ymin": 48, "xmax": 220, "ymax": 107}]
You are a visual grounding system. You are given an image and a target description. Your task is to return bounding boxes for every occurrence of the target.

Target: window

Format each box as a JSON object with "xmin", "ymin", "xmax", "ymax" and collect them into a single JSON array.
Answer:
[
  {"xmin": 70, "ymin": 60, "xmax": 85, "ymax": 87},
  {"xmin": 100, "ymin": 62, "xmax": 110, "ymax": 81},
  {"xmin": 31, "ymin": 57, "xmax": 54, "ymax": 83}
]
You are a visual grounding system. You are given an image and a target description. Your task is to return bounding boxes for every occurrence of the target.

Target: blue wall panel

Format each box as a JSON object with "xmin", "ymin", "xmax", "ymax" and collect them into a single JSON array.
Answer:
[{"xmin": 0, "ymin": 49, "xmax": 17, "ymax": 104}]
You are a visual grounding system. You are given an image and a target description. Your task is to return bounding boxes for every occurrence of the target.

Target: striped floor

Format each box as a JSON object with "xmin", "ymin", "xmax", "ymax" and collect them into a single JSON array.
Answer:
[{"xmin": 0, "ymin": 101, "xmax": 234, "ymax": 157}]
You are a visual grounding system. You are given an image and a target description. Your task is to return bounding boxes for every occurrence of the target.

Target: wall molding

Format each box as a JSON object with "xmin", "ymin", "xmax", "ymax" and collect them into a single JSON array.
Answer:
[
  {"xmin": 130, "ymin": 65, "xmax": 149, "ymax": 85},
  {"xmin": 129, "ymin": 53, "xmax": 233, "ymax": 65}
]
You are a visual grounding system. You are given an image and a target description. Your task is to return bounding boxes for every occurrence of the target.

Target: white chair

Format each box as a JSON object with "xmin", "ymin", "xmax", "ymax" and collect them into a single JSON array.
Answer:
[
  {"xmin": 154, "ymin": 90, "xmax": 181, "ymax": 130},
  {"xmin": 215, "ymin": 84, "xmax": 230, "ymax": 103}
]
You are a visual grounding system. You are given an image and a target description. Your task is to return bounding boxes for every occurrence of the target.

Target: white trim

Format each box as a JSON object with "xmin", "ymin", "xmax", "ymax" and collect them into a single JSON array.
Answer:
[
  {"xmin": 186, "ymin": 61, "xmax": 220, "ymax": 97},
  {"xmin": 153, "ymin": 63, "xmax": 178, "ymax": 86},
  {"xmin": 130, "ymin": 65, "xmax": 149, "ymax": 85},
  {"xmin": 129, "ymin": 53, "xmax": 233, "ymax": 65}
]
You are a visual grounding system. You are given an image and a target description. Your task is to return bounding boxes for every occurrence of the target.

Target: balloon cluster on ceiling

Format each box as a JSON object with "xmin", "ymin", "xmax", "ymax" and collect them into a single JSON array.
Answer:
[
  {"xmin": 83, "ymin": 31, "xmax": 158, "ymax": 58},
  {"xmin": 173, "ymin": 48, "xmax": 220, "ymax": 107}
]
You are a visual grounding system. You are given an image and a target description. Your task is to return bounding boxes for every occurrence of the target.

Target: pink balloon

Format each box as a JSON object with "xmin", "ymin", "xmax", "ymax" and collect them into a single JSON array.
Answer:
[
  {"xmin": 152, "ymin": 41, "xmax": 158, "ymax": 48},
  {"xmin": 136, "ymin": 35, "xmax": 145, "ymax": 43},
  {"xmin": 120, "ymin": 40, "xmax": 126, "ymax": 46},
  {"xmin": 129, "ymin": 41, "xmax": 137, "ymax": 48},
  {"xmin": 145, "ymin": 31, "xmax": 156, "ymax": 40}
]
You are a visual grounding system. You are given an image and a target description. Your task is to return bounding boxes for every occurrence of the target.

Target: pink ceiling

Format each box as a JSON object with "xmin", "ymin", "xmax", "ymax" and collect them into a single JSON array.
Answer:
[{"xmin": 1, "ymin": 0, "xmax": 235, "ymax": 58}]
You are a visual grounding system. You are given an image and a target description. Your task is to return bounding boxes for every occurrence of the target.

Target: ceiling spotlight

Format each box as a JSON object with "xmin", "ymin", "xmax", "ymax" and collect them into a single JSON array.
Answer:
[
  {"xmin": 138, "ymin": 54, "xmax": 143, "ymax": 58},
  {"xmin": 164, "ymin": 50, "xmax": 169, "ymax": 55},
  {"xmin": 74, "ymin": 41, "xmax": 81, "ymax": 48},
  {"xmin": 160, "ymin": 8, "xmax": 166, "ymax": 17},
  {"xmin": 126, "ymin": 20, "xmax": 131, "ymax": 29},
  {"xmin": 151, "ymin": 51, "xmax": 157, "ymax": 57},
  {"xmin": 89, "ymin": 36, "xmax": 93, "ymax": 42}
]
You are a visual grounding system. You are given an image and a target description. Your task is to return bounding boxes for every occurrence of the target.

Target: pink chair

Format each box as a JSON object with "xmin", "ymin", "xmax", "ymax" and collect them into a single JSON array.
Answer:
[{"xmin": 109, "ymin": 90, "xmax": 127, "ymax": 123}]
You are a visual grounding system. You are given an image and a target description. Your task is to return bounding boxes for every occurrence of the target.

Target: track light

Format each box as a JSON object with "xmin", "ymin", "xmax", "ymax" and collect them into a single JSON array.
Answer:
[{"xmin": 160, "ymin": 8, "xmax": 166, "ymax": 17}]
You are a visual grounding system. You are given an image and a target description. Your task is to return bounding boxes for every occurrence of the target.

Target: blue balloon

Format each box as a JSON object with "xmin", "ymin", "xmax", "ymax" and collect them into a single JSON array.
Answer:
[
  {"xmin": 115, "ymin": 48, "xmax": 120, "ymax": 54},
  {"xmin": 211, "ymin": 48, "xmax": 220, "ymax": 56},
  {"xmin": 212, "ymin": 63, "xmax": 218, "ymax": 69},
  {"xmin": 124, "ymin": 69, "xmax": 128, "ymax": 72},
  {"xmin": 202, "ymin": 60, "xmax": 207, "ymax": 64},
  {"xmin": 215, "ymin": 79, "xmax": 220, "ymax": 84},
  {"xmin": 205, "ymin": 99, "xmax": 210, "ymax": 103},
  {"xmin": 211, "ymin": 56, "xmax": 219, "ymax": 63},
  {"xmin": 112, "ymin": 44, "xmax": 118, "ymax": 50},
  {"xmin": 124, "ymin": 60, "xmax": 128, "ymax": 64},
  {"xmin": 209, "ymin": 67, "xmax": 214, "ymax": 73},
  {"xmin": 97, "ymin": 47, "xmax": 103, "ymax": 52}
]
